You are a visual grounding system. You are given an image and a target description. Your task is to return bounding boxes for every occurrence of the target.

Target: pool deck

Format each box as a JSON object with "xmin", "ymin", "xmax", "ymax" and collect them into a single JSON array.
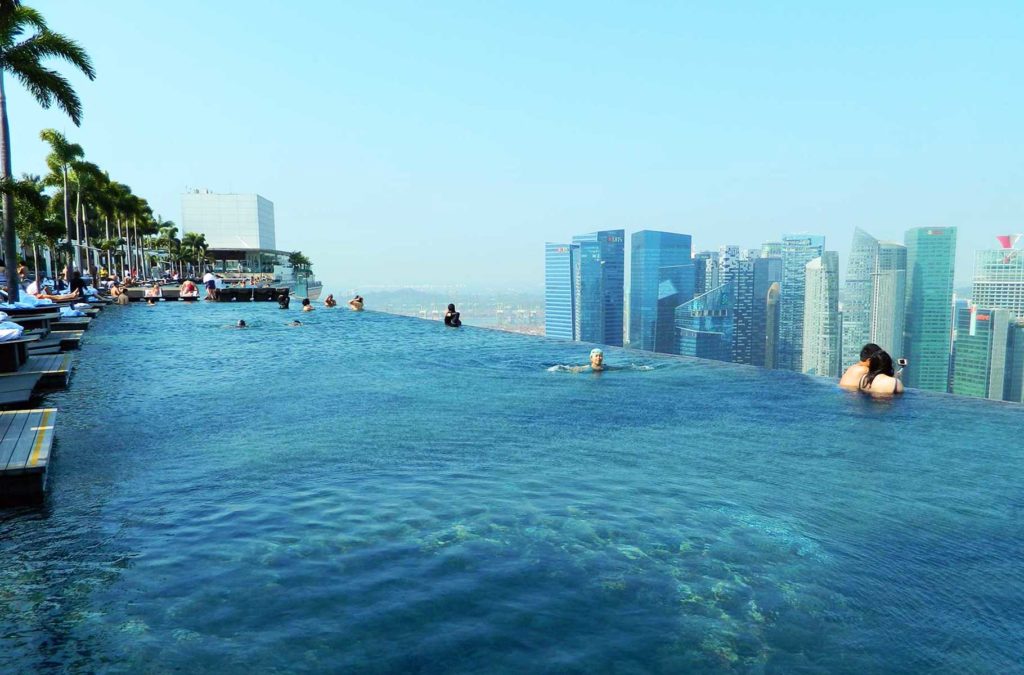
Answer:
[
  {"xmin": 0, "ymin": 300, "xmax": 100, "ymax": 503},
  {"xmin": 0, "ymin": 408, "xmax": 57, "ymax": 504}
]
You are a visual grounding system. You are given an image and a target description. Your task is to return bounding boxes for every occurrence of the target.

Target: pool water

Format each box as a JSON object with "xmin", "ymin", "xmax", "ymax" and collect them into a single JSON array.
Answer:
[{"xmin": 1, "ymin": 303, "xmax": 1022, "ymax": 672}]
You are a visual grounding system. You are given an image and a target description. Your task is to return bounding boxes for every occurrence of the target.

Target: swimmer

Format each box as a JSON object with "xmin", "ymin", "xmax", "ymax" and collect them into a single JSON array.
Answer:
[
  {"xmin": 288, "ymin": 319, "xmax": 302, "ymax": 327},
  {"xmin": 444, "ymin": 303, "xmax": 461, "ymax": 327},
  {"xmin": 237, "ymin": 319, "xmax": 247, "ymax": 328},
  {"xmin": 324, "ymin": 294, "xmax": 337, "ymax": 308},
  {"xmin": 302, "ymin": 298, "xmax": 314, "ymax": 312},
  {"xmin": 839, "ymin": 343, "xmax": 882, "ymax": 390},
  {"xmin": 348, "ymin": 294, "xmax": 364, "ymax": 311},
  {"xmin": 554, "ymin": 348, "xmax": 606, "ymax": 373}
]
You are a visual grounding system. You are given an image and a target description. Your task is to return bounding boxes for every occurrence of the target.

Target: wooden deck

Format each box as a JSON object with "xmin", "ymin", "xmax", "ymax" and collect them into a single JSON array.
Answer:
[
  {"xmin": 0, "ymin": 371, "xmax": 43, "ymax": 406},
  {"xmin": 0, "ymin": 409, "xmax": 56, "ymax": 502},
  {"xmin": 51, "ymin": 316, "xmax": 92, "ymax": 330},
  {"xmin": 0, "ymin": 354, "xmax": 74, "ymax": 389}
]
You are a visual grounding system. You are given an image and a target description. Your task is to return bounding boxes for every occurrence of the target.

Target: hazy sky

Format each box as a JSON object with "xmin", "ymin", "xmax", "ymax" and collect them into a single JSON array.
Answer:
[{"xmin": 11, "ymin": 2, "xmax": 1022, "ymax": 292}]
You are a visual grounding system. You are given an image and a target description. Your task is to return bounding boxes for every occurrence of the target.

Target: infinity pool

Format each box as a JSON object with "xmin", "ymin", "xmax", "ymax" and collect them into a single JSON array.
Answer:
[{"xmin": 1, "ymin": 302, "xmax": 1021, "ymax": 672}]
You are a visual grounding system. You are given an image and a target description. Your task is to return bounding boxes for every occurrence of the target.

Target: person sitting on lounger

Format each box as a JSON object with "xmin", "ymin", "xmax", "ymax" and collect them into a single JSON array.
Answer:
[
  {"xmin": 31, "ymin": 281, "xmax": 78, "ymax": 303},
  {"xmin": 67, "ymin": 270, "xmax": 88, "ymax": 299},
  {"xmin": 324, "ymin": 294, "xmax": 337, "ymax": 307},
  {"xmin": 145, "ymin": 284, "xmax": 163, "ymax": 300},
  {"xmin": 180, "ymin": 279, "xmax": 199, "ymax": 297}
]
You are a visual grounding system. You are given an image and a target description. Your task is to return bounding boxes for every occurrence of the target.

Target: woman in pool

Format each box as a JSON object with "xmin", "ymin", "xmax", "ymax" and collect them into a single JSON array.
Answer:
[
  {"xmin": 180, "ymin": 279, "xmax": 199, "ymax": 298},
  {"xmin": 324, "ymin": 294, "xmax": 337, "ymax": 308},
  {"xmin": 859, "ymin": 350, "xmax": 904, "ymax": 397}
]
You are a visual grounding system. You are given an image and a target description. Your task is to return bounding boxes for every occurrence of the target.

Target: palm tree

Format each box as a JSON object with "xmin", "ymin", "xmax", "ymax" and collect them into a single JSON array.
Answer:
[
  {"xmin": 181, "ymin": 231, "xmax": 208, "ymax": 276},
  {"xmin": 0, "ymin": 5, "xmax": 93, "ymax": 298},
  {"xmin": 40, "ymin": 129, "xmax": 83, "ymax": 266},
  {"xmin": 156, "ymin": 219, "xmax": 178, "ymax": 275},
  {"xmin": 0, "ymin": 4, "xmax": 93, "ymax": 299},
  {"xmin": 70, "ymin": 158, "xmax": 103, "ymax": 271}
]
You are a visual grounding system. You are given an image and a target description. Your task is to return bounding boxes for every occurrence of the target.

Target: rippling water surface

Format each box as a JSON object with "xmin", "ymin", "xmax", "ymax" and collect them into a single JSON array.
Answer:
[{"xmin": 1, "ymin": 302, "xmax": 1022, "ymax": 673}]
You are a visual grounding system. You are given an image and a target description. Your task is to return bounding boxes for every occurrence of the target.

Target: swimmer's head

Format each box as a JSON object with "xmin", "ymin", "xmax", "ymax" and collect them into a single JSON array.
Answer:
[
  {"xmin": 237, "ymin": 319, "xmax": 246, "ymax": 328},
  {"xmin": 589, "ymin": 348, "xmax": 604, "ymax": 370}
]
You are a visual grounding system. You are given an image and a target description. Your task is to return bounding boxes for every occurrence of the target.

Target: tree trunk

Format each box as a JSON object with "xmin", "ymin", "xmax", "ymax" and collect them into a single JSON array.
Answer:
[{"xmin": 0, "ymin": 72, "xmax": 19, "ymax": 302}]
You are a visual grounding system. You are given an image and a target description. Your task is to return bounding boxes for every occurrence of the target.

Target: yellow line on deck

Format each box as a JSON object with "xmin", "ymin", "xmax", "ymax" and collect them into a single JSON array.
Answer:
[{"xmin": 27, "ymin": 410, "xmax": 52, "ymax": 467}]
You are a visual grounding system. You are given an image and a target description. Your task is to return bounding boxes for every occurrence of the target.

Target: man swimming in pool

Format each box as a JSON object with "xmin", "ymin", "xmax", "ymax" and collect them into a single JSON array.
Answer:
[{"xmin": 562, "ymin": 348, "xmax": 605, "ymax": 373}]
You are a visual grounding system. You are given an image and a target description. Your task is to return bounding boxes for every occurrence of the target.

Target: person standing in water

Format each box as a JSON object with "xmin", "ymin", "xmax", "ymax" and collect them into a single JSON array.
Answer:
[
  {"xmin": 324, "ymin": 294, "xmax": 337, "ymax": 307},
  {"xmin": 444, "ymin": 303, "xmax": 461, "ymax": 327},
  {"xmin": 302, "ymin": 298, "xmax": 314, "ymax": 312},
  {"xmin": 349, "ymin": 295, "xmax": 364, "ymax": 311},
  {"xmin": 278, "ymin": 291, "xmax": 290, "ymax": 309}
]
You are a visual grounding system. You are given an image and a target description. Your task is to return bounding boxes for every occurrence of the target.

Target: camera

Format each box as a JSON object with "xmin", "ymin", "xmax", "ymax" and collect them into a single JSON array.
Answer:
[{"xmin": 897, "ymin": 358, "xmax": 908, "ymax": 367}]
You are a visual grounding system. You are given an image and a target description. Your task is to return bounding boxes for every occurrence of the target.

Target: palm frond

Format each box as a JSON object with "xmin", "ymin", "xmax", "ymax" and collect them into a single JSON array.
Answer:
[
  {"xmin": 4, "ymin": 30, "xmax": 95, "ymax": 80},
  {"xmin": 9, "ymin": 58, "xmax": 83, "ymax": 123}
]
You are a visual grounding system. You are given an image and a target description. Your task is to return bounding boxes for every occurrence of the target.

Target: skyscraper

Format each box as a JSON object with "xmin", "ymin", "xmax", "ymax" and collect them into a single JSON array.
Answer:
[
  {"xmin": 675, "ymin": 284, "xmax": 734, "ymax": 362},
  {"xmin": 693, "ymin": 251, "xmax": 719, "ymax": 297},
  {"xmin": 761, "ymin": 242, "xmax": 783, "ymax": 258},
  {"xmin": 544, "ymin": 243, "xmax": 576, "ymax": 340},
  {"xmin": 765, "ymin": 282, "xmax": 781, "ymax": 369},
  {"xmin": 870, "ymin": 241, "xmax": 907, "ymax": 357},
  {"xmin": 841, "ymin": 227, "xmax": 879, "ymax": 368},
  {"xmin": 629, "ymin": 231, "xmax": 693, "ymax": 353},
  {"xmin": 572, "ymin": 230, "xmax": 625, "ymax": 346},
  {"xmin": 903, "ymin": 227, "xmax": 957, "ymax": 392},
  {"xmin": 751, "ymin": 257, "xmax": 783, "ymax": 368},
  {"xmin": 778, "ymin": 234, "xmax": 826, "ymax": 371},
  {"xmin": 730, "ymin": 258, "xmax": 757, "ymax": 364},
  {"xmin": 971, "ymin": 244, "xmax": 1024, "ymax": 317},
  {"xmin": 951, "ymin": 306, "xmax": 1013, "ymax": 400},
  {"xmin": 802, "ymin": 252, "xmax": 841, "ymax": 377}
]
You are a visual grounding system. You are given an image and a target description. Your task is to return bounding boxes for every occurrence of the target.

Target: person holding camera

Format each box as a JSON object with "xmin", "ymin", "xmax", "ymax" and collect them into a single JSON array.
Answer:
[{"xmin": 858, "ymin": 350, "xmax": 904, "ymax": 396}]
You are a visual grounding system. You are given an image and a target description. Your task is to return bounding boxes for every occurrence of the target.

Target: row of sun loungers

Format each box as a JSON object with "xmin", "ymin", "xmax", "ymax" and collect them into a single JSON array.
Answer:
[{"xmin": 0, "ymin": 296, "xmax": 110, "ymax": 503}]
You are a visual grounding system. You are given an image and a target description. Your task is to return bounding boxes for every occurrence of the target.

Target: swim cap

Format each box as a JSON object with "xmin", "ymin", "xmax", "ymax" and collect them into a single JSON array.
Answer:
[{"xmin": 590, "ymin": 348, "xmax": 603, "ymax": 357}]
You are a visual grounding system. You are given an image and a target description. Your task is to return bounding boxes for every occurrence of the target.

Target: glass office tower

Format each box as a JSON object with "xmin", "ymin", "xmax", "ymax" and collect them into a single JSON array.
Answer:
[
  {"xmin": 778, "ymin": 234, "xmax": 826, "ymax": 371},
  {"xmin": 951, "ymin": 307, "xmax": 1013, "ymax": 400},
  {"xmin": 675, "ymin": 284, "xmax": 734, "ymax": 362},
  {"xmin": 629, "ymin": 231, "xmax": 693, "ymax": 353},
  {"xmin": 751, "ymin": 257, "xmax": 783, "ymax": 368},
  {"xmin": 544, "ymin": 243, "xmax": 576, "ymax": 340},
  {"xmin": 870, "ymin": 241, "xmax": 908, "ymax": 357},
  {"xmin": 802, "ymin": 252, "xmax": 841, "ymax": 377},
  {"xmin": 572, "ymin": 230, "xmax": 625, "ymax": 346},
  {"xmin": 903, "ymin": 227, "xmax": 957, "ymax": 391},
  {"xmin": 730, "ymin": 258, "xmax": 757, "ymax": 364},
  {"xmin": 841, "ymin": 228, "xmax": 879, "ymax": 367}
]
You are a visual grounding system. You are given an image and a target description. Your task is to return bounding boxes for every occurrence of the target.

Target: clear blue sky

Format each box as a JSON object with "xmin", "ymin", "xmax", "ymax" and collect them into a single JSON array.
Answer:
[{"xmin": 11, "ymin": 1, "xmax": 1023, "ymax": 292}]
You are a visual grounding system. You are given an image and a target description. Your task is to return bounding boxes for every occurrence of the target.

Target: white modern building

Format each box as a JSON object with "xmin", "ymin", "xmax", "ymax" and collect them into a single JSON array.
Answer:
[{"xmin": 181, "ymin": 191, "xmax": 276, "ymax": 250}]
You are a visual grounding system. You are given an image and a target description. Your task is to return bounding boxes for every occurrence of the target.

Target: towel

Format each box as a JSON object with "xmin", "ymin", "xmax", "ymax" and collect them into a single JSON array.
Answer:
[
  {"xmin": 73, "ymin": 303, "xmax": 90, "ymax": 310},
  {"xmin": 0, "ymin": 321, "xmax": 24, "ymax": 341},
  {"xmin": 60, "ymin": 307, "xmax": 85, "ymax": 317}
]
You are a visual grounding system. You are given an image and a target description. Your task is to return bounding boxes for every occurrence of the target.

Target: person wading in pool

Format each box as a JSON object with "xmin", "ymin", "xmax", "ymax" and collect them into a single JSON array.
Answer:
[
  {"xmin": 444, "ymin": 303, "xmax": 461, "ymax": 327},
  {"xmin": 839, "ymin": 343, "xmax": 882, "ymax": 390}
]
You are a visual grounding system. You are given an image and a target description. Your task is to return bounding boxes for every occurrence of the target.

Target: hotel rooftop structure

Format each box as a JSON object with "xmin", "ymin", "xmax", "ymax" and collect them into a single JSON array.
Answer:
[{"xmin": 181, "ymin": 190, "xmax": 289, "ymax": 276}]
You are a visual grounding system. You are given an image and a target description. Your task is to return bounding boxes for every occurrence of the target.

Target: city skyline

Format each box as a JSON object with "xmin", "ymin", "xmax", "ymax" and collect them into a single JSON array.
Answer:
[{"xmin": 10, "ymin": 2, "xmax": 1021, "ymax": 291}]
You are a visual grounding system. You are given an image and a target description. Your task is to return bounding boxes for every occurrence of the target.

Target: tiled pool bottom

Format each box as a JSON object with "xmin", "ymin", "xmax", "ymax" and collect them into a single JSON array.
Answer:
[{"xmin": 1, "ymin": 303, "xmax": 1022, "ymax": 672}]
